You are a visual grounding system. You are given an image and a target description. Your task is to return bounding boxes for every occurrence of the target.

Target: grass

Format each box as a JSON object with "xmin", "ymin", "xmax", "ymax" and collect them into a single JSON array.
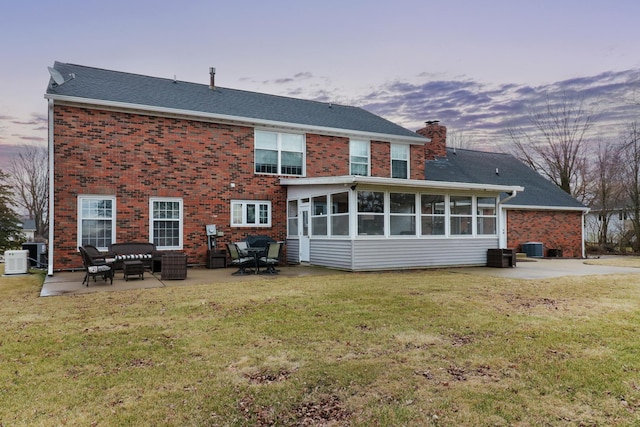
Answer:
[{"xmin": 1, "ymin": 260, "xmax": 640, "ymax": 426}]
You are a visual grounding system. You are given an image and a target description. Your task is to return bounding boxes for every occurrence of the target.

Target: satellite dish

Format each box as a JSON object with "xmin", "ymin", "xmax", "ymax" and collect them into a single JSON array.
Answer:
[{"xmin": 47, "ymin": 67, "xmax": 65, "ymax": 86}]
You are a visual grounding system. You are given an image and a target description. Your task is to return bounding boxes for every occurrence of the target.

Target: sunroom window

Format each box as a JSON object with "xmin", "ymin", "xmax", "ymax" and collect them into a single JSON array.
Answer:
[
  {"xmin": 357, "ymin": 191, "xmax": 384, "ymax": 235},
  {"xmin": 330, "ymin": 192, "xmax": 350, "ymax": 236},
  {"xmin": 450, "ymin": 195, "xmax": 473, "ymax": 235},
  {"xmin": 477, "ymin": 197, "xmax": 497, "ymax": 235},
  {"xmin": 390, "ymin": 192, "xmax": 416, "ymax": 235},
  {"xmin": 420, "ymin": 194, "xmax": 446, "ymax": 236}
]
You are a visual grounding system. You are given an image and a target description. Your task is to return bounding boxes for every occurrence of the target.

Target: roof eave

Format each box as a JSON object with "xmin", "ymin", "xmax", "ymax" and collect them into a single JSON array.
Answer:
[
  {"xmin": 502, "ymin": 203, "xmax": 589, "ymax": 212},
  {"xmin": 280, "ymin": 175, "xmax": 524, "ymax": 193},
  {"xmin": 44, "ymin": 94, "xmax": 430, "ymax": 144}
]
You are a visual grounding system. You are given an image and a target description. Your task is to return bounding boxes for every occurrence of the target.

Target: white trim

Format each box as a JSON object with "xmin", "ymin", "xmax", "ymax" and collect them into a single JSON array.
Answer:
[
  {"xmin": 281, "ymin": 175, "xmax": 524, "ymax": 194},
  {"xmin": 45, "ymin": 95, "xmax": 429, "ymax": 145},
  {"xmin": 77, "ymin": 195, "xmax": 117, "ymax": 252},
  {"xmin": 503, "ymin": 204, "xmax": 589, "ymax": 212},
  {"xmin": 47, "ymin": 99, "xmax": 55, "ymax": 276},
  {"xmin": 230, "ymin": 199, "xmax": 272, "ymax": 227}
]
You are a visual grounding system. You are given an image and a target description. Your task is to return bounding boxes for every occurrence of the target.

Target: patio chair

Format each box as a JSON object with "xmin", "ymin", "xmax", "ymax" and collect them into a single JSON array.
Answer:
[
  {"xmin": 79, "ymin": 246, "xmax": 113, "ymax": 286},
  {"xmin": 258, "ymin": 242, "xmax": 283, "ymax": 274},
  {"xmin": 82, "ymin": 244, "xmax": 110, "ymax": 263},
  {"xmin": 226, "ymin": 243, "xmax": 255, "ymax": 275},
  {"xmin": 235, "ymin": 241, "xmax": 249, "ymax": 256}
]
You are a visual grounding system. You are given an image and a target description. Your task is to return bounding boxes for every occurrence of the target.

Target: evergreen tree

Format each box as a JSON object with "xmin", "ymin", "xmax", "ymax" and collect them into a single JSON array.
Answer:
[{"xmin": 0, "ymin": 169, "xmax": 24, "ymax": 251}]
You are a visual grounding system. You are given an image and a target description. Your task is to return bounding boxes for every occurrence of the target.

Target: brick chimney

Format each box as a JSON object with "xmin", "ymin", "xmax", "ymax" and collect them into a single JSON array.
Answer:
[{"xmin": 417, "ymin": 121, "xmax": 447, "ymax": 160}]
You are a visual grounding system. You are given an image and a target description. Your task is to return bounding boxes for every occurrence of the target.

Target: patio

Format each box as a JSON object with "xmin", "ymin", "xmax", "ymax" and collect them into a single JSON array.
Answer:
[
  {"xmin": 40, "ymin": 264, "xmax": 345, "ymax": 297},
  {"xmin": 38, "ymin": 256, "xmax": 640, "ymax": 297}
]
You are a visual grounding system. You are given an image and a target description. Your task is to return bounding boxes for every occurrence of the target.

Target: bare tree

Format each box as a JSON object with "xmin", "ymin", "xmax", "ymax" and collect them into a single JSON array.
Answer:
[
  {"xmin": 8, "ymin": 145, "xmax": 48, "ymax": 240},
  {"xmin": 508, "ymin": 93, "xmax": 599, "ymax": 199},
  {"xmin": 447, "ymin": 128, "xmax": 477, "ymax": 150},
  {"xmin": 621, "ymin": 121, "xmax": 640, "ymax": 251},
  {"xmin": 588, "ymin": 140, "xmax": 625, "ymax": 246}
]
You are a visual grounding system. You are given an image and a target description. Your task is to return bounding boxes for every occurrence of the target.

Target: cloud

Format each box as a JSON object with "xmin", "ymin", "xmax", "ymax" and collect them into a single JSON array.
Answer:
[{"xmin": 345, "ymin": 69, "xmax": 640, "ymax": 149}]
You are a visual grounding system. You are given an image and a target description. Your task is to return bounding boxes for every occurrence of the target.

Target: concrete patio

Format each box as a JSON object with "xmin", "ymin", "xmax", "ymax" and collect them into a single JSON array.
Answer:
[{"xmin": 38, "ymin": 256, "xmax": 640, "ymax": 297}]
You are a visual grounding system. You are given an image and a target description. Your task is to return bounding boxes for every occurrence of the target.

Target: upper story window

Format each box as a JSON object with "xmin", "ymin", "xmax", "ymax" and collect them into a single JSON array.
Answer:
[
  {"xmin": 150, "ymin": 198, "xmax": 183, "ymax": 250},
  {"xmin": 255, "ymin": 130, "xmax": 305, "ymax": 176},
  {"xmin": 350, "ymin": 139, "xmax": 370, "ymax": 176},
  {"xmin": 391, "ymin": 144, "xmax": 409, "ymax": 179},
  {"xmin": 77, "ymin": 195, "xmax": 116, "ymax": 251},
  {"xmin": 231, "ymin": 200, "xmax": 271, "ymax": 227}
]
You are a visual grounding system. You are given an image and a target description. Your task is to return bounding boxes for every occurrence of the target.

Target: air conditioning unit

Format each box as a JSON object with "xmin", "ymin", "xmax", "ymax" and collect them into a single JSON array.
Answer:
[{"xmin": 4, "ymin": 250, "xmax": 29, "ymax": 275}]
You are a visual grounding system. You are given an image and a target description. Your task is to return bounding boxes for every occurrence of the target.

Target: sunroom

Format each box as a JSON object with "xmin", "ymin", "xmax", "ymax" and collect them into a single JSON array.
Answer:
[{"xmin": 281, "ymin": 176, "xmax": 524, "ymax": 271}]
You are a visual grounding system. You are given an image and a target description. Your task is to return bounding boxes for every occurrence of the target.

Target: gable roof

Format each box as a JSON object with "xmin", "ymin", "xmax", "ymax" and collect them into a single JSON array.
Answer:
[
  {"xmin": 45, "ymin": 62, "xmax": 425, "ymax": 143},
  {"xmin": 425, "ymin": 148, "xmax": 587, "ymax": 210}
]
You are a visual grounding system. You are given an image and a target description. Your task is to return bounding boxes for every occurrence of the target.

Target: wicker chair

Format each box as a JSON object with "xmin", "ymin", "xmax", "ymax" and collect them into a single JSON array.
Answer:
[
  {"xmin": 79, "ymin": 246, "xmax": 113, "ymax": 286},
  {"xmin": 226, "ymin": 243, "xmax": 255, "ymax": 275}
]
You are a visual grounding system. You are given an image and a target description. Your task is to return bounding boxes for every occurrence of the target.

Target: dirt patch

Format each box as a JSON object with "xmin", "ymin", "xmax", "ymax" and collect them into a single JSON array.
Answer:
[{"xmin": 238, "ymin": 394, "xmax": 350, "ymax": 426}]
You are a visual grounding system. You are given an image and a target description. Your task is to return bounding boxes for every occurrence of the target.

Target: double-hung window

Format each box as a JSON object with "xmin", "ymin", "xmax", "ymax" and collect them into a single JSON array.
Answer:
[
  {"xmin": 391, "ymin": 144, "xmax": 409, "ymax": 179},
  {"xmin": 78, "ymin": 196, "xmax": 116, "ymax": 251},
  {"xmin": 231, "ymin": 200, "xmax": 271, "ymax": 227},
  {"xmin": 150, "ymin": 198, "xmax": 183, "ymax": 250},
  {"xmin": 350, "ymin": 139, "xmax": 370, "ymax": 176},
  {"xmin": 255, "ymin": 130, "xmax": 305, "ymax": 175}
]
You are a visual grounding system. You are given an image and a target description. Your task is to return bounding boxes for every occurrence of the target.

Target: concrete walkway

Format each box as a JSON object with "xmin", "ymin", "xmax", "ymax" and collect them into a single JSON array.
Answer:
[{"xmin": 40, "ymin": 257, "xmax": 640, "ymax": 297}]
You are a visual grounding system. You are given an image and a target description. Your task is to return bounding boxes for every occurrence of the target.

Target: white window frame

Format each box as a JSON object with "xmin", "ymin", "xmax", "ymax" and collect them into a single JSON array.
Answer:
[
  {"xmin": 476, "ymin": 196, "xmax": 497, "ymax": 236},
  {"xmin": 149, "ymin": 197, "xmax": 183, "ymax": 250},
  {"xmin": 350, "ymin": 139, "xmax": 370, "ymax": 176},
  {"xmin": 254, "ymin": 130, "xmax": 305, "ymax": 176},
  {"xmin": 77, "ymin": 195, "xmax": 116, "ymax": 251},
  {"xmin": 391, "ymin": 143, "xmax": 410, "ymax": 179},
  {"xmin": 231, "ymin": 200, "xmax": 272, "ymax": 227}
]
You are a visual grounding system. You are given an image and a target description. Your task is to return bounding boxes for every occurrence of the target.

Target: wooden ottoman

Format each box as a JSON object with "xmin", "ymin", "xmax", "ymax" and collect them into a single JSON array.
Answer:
[
  {"xmin": 123, "ymin": 260, "xmax": 145, "ymax": 281},
  {"xmin": 161, "ymin": 253, "xmax": 187, "ymax": 280}
]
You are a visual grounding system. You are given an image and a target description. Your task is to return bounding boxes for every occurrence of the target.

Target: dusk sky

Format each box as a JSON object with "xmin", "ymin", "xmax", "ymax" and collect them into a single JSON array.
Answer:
[{"xmin": 1, "ymin": 0, "xmax": 639, "ymax": 165}]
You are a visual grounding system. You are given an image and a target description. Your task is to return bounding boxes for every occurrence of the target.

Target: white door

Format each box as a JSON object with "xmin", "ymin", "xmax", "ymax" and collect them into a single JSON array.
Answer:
[{"xmin": 299, "ymin": 202, "xmax": 310, "ymax": 262}]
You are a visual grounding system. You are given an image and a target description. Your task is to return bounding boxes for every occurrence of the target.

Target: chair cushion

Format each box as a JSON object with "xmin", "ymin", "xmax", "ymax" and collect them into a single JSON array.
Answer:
[
  {"xmin": 115, "ymin": 253, "xmax": 153, "ymax": 261},
  {"xmin": 88, "ymin": 265, "xmax": 111, "ymax": 273}
]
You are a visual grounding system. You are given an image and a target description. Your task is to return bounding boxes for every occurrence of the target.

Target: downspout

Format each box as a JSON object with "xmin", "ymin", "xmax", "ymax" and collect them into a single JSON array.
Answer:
[
  {"xmin": 498, "ymin": 190, "xmax": 518, "ymax": 248},
  {"xmin": 47, "ymin": 99, "xmax": 55, "ymax": 276}
]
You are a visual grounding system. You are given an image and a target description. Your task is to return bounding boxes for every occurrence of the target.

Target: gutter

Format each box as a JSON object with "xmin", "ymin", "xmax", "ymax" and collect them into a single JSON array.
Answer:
[{"xmin": 281, "ymin": 175, "xmax": 524, "ymax": 194}]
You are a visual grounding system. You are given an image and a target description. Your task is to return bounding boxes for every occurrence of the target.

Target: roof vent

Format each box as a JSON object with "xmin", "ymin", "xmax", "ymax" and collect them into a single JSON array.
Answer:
[{"xmin": 209, "ymin": 67, "xmax": 216, "ymax": 90}]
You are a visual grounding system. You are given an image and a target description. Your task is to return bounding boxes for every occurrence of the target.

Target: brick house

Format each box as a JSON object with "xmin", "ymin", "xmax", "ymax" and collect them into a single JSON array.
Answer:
[{"xmin": 44, "ymin": 62, "xmax": 587, "ymax": 274}]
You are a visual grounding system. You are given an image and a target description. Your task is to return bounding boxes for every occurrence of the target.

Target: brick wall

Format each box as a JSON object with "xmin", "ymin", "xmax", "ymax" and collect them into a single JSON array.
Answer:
[
  {"xmin": 52, "ymin": 106, "xmax": 290, "ymax": 270},
  {"xmin": 52, "ymin": 105, "xmax": 426, "ymax": 270},
  {"xmin": 507, "ymin": 210, "xmax": 583, "ymax": 258}
]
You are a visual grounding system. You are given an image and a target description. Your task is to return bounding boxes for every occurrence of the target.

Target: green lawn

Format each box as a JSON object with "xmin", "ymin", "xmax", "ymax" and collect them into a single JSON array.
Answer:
[{"xmin": 1, "ymin": 261, "xmax": 640, "ymax": 426}]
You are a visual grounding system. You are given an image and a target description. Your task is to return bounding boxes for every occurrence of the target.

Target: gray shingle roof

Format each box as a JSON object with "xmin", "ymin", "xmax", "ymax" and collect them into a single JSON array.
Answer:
[
  {"xmin": 425, "ymin": 148, "xmax": 586, "ymax": 209},
  {"xmin": 46, "ymin": 62, "xmax": 421, "ymax": 140}
]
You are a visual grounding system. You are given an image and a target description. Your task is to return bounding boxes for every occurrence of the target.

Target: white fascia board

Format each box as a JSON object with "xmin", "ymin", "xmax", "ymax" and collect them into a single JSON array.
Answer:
[
  {"xmin": 44, "ymin": 94, "xmax": 429, "ymax": 145},
  {"xmin": 280, "ymin": 175, "xmax": 524, "ymax": 194},
  {"xmin": 502, "ymin": 204, "xmax": 589, "ymax": 212}
]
